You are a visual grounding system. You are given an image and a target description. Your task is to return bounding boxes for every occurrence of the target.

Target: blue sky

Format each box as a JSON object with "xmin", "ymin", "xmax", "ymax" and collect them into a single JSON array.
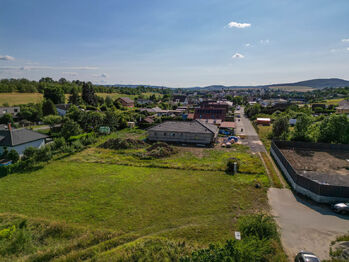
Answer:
[{"xmin": 0, "ymin": 0, "xmax": 348, "ymax": 87}]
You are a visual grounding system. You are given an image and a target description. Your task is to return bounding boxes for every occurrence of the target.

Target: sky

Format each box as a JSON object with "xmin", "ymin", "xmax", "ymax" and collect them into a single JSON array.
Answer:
[{"xmin": 0, "ymin": 0, "xmax": 349, "ymax": 87}]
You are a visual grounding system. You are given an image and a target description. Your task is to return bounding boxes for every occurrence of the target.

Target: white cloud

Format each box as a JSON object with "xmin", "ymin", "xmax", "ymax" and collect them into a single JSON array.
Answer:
[
  {"xmin": 0, "ymin": 65, "xmax": 98, "ymax": 71},
  {"xmin": 341, "ymin": 39, "xmax": 349, "ymax": 42},
  {"xmin": 0, "ymin": 55, "xmax": 15, "ymax": 61},
  {"xmin": 245, "ymin": 43, "xmax": 252, "ymax": 47},
  {"xmin": 347, "ymin": 47, "xmax": 349, "ymax": 51},
  {"xmin": 232, "ymin": 53, "xmax": 244, "ymax": 59},
  {"xmin": 100, "ymin": 73, "xmax": 108, "ymax": 78},
  {"xmin": 260, "ymin": 39, "xmax": 270, "ymax": 44},
  {"xmin": 93, "ymin": 73, "xmax": 109, "ymax": 78},
  {"xmin": 227, "ymin": 21, "xmax": 251, "ymax": 28}
]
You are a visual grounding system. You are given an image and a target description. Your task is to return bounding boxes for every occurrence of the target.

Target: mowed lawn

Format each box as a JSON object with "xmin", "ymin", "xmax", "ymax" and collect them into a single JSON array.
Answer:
[{"xmin": 0, "ymin": 161, "xmax": 268, "ymax": 244}]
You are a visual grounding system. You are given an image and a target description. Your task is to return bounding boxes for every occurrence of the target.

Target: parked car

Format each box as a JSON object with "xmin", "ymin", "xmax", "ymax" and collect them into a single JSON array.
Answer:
[
  {"xmin": 332, "ymin": 202, "xmax": 349, "ymax": 214},
  {"xmin": 295, "ymin": 251, "xmax": 320, "ymax": 262}
]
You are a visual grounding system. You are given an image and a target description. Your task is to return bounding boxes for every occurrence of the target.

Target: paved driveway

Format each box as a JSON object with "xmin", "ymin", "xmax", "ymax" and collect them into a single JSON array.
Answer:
[
  {"xmin": 268, "ymin": 188, "xmax": 349, "ymax": 260},
  {"xmin": 235, "ymin": 107, "xmax": 266, "ymax": 153}
]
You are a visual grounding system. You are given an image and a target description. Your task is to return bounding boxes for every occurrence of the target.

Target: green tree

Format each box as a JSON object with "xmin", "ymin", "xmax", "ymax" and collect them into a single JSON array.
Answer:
[
  {"xmin": 81, "ymin": 82, "xmax": 97, "ymax": 105},
  {"xmin": 105, "ymin": 95, "xmax": 113, "ymax": 107},
  {"xmin": 43, "ymin": 86, "xmax": 65, "ymax": 104},
  {"xmin": 318, "ymin": 114, "xmax": 349, "ymax": 144},
  {"xmin": 42, "ymin": 99, "xmax": 57, "ymax": 116},
  {"xmin": 272, "ymin": 116, "xmax": 289, "ymax": 138},
  {"xmin": 60, "ymin": 118, "xmax": 82, "ymax": 139},
  {"xmin": 292, "ymin": 114, "xmax": 312, "ymax": 141},
  {"xmin": 43, "ymin": 115, "xmax": 62, "ymax": 131},
  {"xmin": 0, "ymin": 113, "xmax": 14, "ymax": 124},
  {"xmin": 68, "ymin": 87, "xmax": 81, "ymax": 105},
  {"xmin": 7, "ymin": 149, "xmax": 19, "ymax": 163}
]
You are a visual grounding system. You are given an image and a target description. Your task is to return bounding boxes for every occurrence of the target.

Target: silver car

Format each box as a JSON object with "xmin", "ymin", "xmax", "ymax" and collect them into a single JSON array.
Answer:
[
  {"xmin": 295, "ymin": 251, "xmax": 320, "ymax": 262},
  {"xmin": 332, "ymin": 202, "xmax": 349, "ymax": 214}
]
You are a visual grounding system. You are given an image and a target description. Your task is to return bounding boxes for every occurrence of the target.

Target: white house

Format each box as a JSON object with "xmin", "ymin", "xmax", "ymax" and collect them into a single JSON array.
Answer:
[{"xmin": 0, "ymin": 125, "xmax": 48, "ymax": 155}]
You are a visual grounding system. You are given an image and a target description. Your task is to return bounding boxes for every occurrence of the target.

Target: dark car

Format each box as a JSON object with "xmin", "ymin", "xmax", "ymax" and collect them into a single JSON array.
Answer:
[
  {"xmin": 295, "ymin": 251, "xmax": 320, "ymax": 262},
  {"xmin": 332, "ymin": 202, "xmax": 349, "ymax": 214}
]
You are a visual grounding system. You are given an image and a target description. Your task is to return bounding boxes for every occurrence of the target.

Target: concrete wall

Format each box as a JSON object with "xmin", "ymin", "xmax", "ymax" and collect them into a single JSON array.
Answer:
[
  {"xmin": 148, "ymin": 130, "xmax": 214, "ymax": 145},
  {"xmin": 0, "ymin": 139, "xmax": 45, "ymax": 156},
  {"xmin": 271, "ymin": 146, "xmax": 349, "ymax": 203}
]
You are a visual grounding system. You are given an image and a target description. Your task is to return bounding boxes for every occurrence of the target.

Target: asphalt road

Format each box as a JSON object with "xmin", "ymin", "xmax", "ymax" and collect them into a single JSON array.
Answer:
[
  {"xmin": 235, "ymin": 107, "xmax": 266, "ymax": 153},
  {"xmin": 268, "ymin": 188, "xmax": 349, "ymax": 260}
]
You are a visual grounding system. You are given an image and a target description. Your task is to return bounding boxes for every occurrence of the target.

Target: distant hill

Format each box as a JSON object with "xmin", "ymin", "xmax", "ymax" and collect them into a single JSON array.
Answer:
[
  {"xmin": 268, "ymin": 78, "xmax": 349, "ymax": 89},
  {"xmin": 107, "ymin": 78, "xmax": 349, "ymax": 90}
]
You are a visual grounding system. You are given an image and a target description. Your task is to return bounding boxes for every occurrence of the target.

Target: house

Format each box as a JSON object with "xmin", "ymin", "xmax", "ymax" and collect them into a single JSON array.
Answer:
[
  {"xmin": 194, "ymin": 108, "xmax": 226, "ymax": 120},
  {"xmin": 311, "ymin": 103, "xmax": 326, "ymax": 111},
  {"xmin": 289, "ymin": 119, "xmax": 297, "ymax": 126},
  {"xmin": 219, "ymin": 121, "xmax": 236, "ymax": 135},
  {"xmin": 117, "ymin": 97, "xmax": 134, "ymax": 107},
  {"xmin": 172, "ymin": 95, "xmax": 188, "ymax": 105},
  {"xmin": 55, "ymin": 104, "xmax": 71, "ymax": 116},
  {"xmin": 256, "ymin": 118, "xmax": 271, "ymax": 125},
  {"xmin": 147, "ymin": 119, "xmax": 218, "ymax": 145},
  {"xmin": 0, "ymin": 125, "xmax": 48, "ymax": 155},
  {"xmin": 136, "ymin": 99, "xmax": 153, "ymax": 105},
  {"xmin": 0, "ymin": 106, "xmax": 20, "ymax": 118},
  {"xmin": 336, "ymin": 100, "xmax": 349, "ymax": 114}
]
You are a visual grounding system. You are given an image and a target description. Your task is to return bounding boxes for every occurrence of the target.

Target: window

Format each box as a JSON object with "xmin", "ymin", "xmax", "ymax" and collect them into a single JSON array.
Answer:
[
  {"xmin": 163, "ymin": 132, "xmax": 167, "ymax": 136},
  {"xmin": 14, "ymin": 109, "xmax": 18, "ymax": 112},
  {"xmin": 171, "ymin": 133, "xmax": 175, "ymax": 137}
]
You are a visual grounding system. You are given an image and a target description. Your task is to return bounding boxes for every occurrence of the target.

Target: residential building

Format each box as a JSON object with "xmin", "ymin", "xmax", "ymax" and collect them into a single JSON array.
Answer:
[
  {"xmin": 117, "ymin": 97, "xmax": 134, "ymax": 107},
  {"xmin": 336, "ymin": 100, "xmax": 349, "ymax": 114},
  {"xmin": 147, "ymin": 119, "xmax": 218, "ymax": 145},
  {"xmin": 55, "ymin": 104, "xmax": 71, "ymax": 116},
  {"xmin": 0, "ymin": 106, "xmax": 20, "ymax": 118},
  {"xmin": 194, "ymin": 108, "xmax": 226, "ymax": 120},
  {"xmin": 172, "ymin": 95, "xmax": 188, "ymax": 105},
  {"xmin": 0, "ymin": 125, "xmax": 48, "ymax": 155}
]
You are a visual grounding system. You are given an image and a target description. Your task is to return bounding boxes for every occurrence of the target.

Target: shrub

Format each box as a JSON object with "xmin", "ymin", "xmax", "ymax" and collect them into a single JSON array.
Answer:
[
  {"xmin": 7, "ymin": 149, "xmax": 19, "ymax": 163},
  {"xmin": 53, "ymin": 137, "xmax": 66, "ymax": 151},
  {"xmin": 72, "ymin": 140, "xmax": 84, "ymax": 152},
  {"xmin": 238, "ymin": 214, "xmax": 278, "ymax": 241},
  {"xmin": 99, "ymin": 138, "xmax": 147, "ymax": 150},
  {"xmin": 34, "ymin": 146, "xmax": 52, "ymax": 162}
]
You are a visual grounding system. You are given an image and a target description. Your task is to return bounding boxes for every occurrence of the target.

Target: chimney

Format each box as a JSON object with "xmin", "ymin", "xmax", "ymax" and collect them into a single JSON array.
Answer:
[{"xmin": 8, "ymin": 123, "xmax": 12, "ymax": 132}]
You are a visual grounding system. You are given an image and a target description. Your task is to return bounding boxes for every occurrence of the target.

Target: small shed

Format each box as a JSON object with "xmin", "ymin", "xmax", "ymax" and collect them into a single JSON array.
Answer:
[{"xmin": 256, "ymin": 118, "xmax": 271, "ymax": 125}]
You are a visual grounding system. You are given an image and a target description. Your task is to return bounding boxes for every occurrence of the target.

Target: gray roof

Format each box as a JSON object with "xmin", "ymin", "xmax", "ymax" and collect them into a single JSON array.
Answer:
[
  {"xmin": 0, "ymin": 128, "xmax": 48, "ymax": 147},
  {"xmin": 118, "ymin": 97, "xmax": 134, "ymax": 104},
  {"xmin": 337, "ymin": 99, "xmax": 349, "ymax": 109},
  {"xmin": 148, "ymin": 120, "xmax": 218, "ymax": 134}
]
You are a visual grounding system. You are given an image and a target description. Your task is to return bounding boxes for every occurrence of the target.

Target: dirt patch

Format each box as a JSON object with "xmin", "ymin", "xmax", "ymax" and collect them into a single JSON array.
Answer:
[
  {"xmin": 280, "ymin": 148, "xmax": 349, "ymax": 186},
  {"xmin": 99, "ymin": 138, "xmax": 147, "ymax": 150}
]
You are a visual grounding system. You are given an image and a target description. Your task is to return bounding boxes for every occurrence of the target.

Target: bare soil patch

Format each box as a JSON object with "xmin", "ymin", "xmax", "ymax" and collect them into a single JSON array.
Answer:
[{"xmin": 280, "ymin": 148, "xmax": 349, "ymax": 186}]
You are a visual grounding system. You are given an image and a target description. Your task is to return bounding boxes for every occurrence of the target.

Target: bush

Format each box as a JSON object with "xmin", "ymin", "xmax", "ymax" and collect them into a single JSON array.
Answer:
[
  {"xmin": 99, "ymin": 138, "xmax": 147, "ymax": 150},
  {"xmin": 53, "ymin": 137, "xmax": 66, "ymax": 151},
  {"xmin": 238, "ymin": 214, "xmax": 278, "ymax": 241},
  {"xmin": 7, "ymin": 149, "xmax": 19, "ymax": 163},
  {"xmin": 71, "ymin": 140, "xmax": 84, "ymax": 152},
  {"xmin": 34, "ymin": 146, "xmax": 52, "ymax": 162},
  {"xmin": 226, "ymin": 158, "xmax": 239, "ymax": 174}
]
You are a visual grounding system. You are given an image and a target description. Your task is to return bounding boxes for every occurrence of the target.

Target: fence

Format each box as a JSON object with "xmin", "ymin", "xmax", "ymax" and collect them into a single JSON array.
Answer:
[{"xmin": 271, "ymin": 140, "xmax": 349, "ymax": 202}]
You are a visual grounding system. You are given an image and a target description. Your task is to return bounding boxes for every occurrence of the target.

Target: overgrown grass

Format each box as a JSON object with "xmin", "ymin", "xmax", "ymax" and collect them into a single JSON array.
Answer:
[
  {"xmin": 256, "ymin": 125, "xmax": 273, "ymax": 151},
  {"xmin": 260, "ymin": 152, "xmax": 283, "ymax": 188}
]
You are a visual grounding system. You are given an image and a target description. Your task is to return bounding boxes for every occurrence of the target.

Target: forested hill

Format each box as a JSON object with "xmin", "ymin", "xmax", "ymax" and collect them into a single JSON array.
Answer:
[{"xmin": 268, "ymin": 78, "xmax": 349, "ymax": 89}]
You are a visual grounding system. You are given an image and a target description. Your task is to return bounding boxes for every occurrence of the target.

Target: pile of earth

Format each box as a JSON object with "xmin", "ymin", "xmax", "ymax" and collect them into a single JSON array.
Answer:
[
  {"xmin": 134, "ymin": 142, "xmax": 178, "ymax": 159},
  {"xmin": 99, "ymin": 138, "xmax": 147, "ymax": 150}
]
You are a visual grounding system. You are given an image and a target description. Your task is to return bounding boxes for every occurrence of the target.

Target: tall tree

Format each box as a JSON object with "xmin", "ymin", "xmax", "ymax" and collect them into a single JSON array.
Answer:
[
  {"xmin": 81, "ymin": 82, "xmax": 97, "ymax": 105},
  {"xmin": 42, "ymin": 99, "xmax": 57, "ymax": 116},
  {"xmin": 292, "ymin": 114, "xmax": 312, "ymax": 141},
  {"xmin": 43, "ymin": 86, "xmax": 65, "ymax": 104},
  {"xmin": 272, "ymin": 116, "xmax": 289, "ymax": 138},
  {"xmin": 68, "ymin": 87, "xmax": 81, "ymax": 105}
]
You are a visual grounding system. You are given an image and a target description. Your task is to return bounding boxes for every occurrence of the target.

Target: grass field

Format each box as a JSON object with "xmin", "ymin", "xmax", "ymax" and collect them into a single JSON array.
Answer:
[
  {"xmin": 0, "ymin": 93, "xmax": 43, "ymax": 106},
  {"xmin": 0, "ymin": 92, "xmax": 161, "ymax": 106},
  {"xmin": 0, "ymin": 128, "xmax": 277, "ymax": 260},
  {"xmin": 256, "ymin": 125, "xmax": 273, "ymax": 151}
]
